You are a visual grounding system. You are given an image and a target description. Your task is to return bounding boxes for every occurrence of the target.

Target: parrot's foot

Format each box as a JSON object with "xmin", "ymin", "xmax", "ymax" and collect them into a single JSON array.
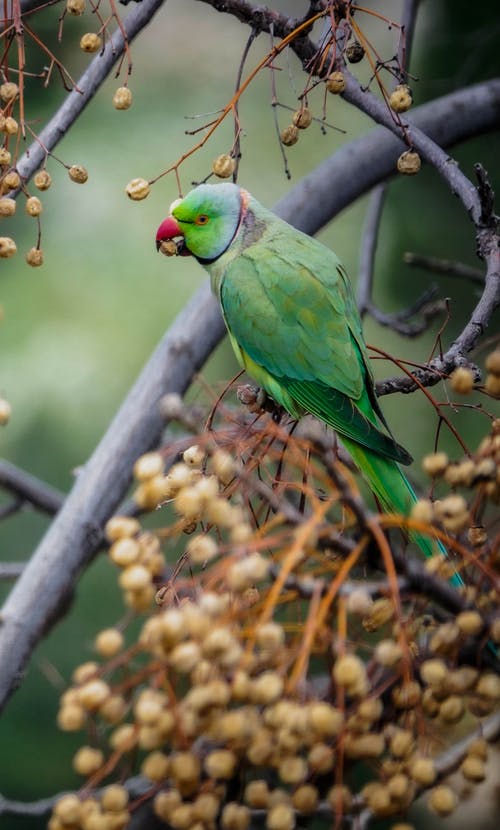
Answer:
[{"xmin": 237, "ymin": 383, "xmax": 284, "ymax": 421}]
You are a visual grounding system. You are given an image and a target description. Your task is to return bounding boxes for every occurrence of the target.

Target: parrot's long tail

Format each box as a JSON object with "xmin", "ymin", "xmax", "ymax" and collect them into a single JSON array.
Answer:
[{"xmin": 341, "ymin": 437, "xmax": 464, "ymax": 588}]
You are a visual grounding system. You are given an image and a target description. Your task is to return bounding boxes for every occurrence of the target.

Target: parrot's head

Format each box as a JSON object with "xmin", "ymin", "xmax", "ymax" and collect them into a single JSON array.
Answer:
[{"xmin": 155, "ymin": 183, "xmax": 245, "ymax": 262}]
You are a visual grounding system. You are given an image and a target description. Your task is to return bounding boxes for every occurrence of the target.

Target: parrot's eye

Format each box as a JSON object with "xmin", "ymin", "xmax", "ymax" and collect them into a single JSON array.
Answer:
[{"xmin": 195, "ymin": 214, "xmax": 210, "ymax": 226}]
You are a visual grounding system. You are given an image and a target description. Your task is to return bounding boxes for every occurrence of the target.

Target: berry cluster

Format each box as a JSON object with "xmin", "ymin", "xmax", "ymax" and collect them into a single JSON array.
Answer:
[{"xmin": 50, "ymin": 403, "xmax": 499, "ymax": 830}]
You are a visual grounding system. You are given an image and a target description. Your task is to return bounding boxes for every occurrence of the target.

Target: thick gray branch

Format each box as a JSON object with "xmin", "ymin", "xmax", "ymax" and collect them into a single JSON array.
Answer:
[{"xmin": 0, "ymin": 80, "xmax": 499, "ymax": 713}]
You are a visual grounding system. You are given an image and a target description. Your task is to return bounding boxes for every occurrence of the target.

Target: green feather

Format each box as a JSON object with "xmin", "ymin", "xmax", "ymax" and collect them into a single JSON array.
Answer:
[{"xmin": 168, "ymin": 183, "xmax": 459, "ymax": 575}]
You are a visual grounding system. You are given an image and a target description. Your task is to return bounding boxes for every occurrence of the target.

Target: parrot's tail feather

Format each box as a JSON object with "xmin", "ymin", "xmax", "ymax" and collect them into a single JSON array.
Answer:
[{"xmin": 341, "ymin": 437, "xmax": 464, "ymax": 588}]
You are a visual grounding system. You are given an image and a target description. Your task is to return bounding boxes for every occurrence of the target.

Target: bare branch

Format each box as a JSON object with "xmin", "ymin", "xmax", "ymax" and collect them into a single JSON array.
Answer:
[
  {"xmin": 0, "ymin": 460, "xmax": 65, "ymax": 516},
  {"xmin": 12, "ymin": 0, "xmax": 167, "ymax": 190},
  {"xmin": 403, "ymin": 253, "xmax": 485, "ymax": 285}
]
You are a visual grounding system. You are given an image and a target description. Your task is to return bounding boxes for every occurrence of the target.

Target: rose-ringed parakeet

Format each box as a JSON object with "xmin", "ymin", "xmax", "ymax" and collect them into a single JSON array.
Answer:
[{"xmin": 155, "ymin": 183, "xmax": 452, "ymax": 568}]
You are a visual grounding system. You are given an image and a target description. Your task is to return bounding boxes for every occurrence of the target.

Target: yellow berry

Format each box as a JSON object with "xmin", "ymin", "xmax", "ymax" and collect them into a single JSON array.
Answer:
[
  {"xmin": 105, "ymin": 515, "xmax": 140, "ymax": 542},
  {"xmin": 332, "ymin": 653, "xmax": 367, "ymax": 691},
  {"xmin": 183, "ymin": 444, "xmax": 206, "ymax": 467},
  {"xmin": 54, "ymin": 795, "xmax": 82, "ymax": 824},
  {"xmin": 133, "ymin": 452, "xmax": 164, "ymax": 481},
  {"xmin": 397, "ymin": 150, "xmax": 421, "ymax": 175},
  {"xmin": 456, "ymin": 610, "xmax": 483, "ymax": 636},
  {"xmin": 266, "ymin": 803, "xmax": 295, "ymax": 830},
  {"xmin": 485, "ymin": 349, "xmax": 500, "ymax": 376},
  {"xmin": 409, "ymin": 756, "xmax": 436, "ymax": 785},
  {"xmin": 410, "ymin": 499, "xmax": 433, "ymax": 524},
  {"xmin": 461, "ymin": 754, "xmax": 486, "ymax": 782},
  {"xmin": 80, "ymin": 33, "xmax": 102, "ymax": 53},
  {"xmin": 389, "ymin": 84, "xmax": 413, "ymax": 113},
  {"xmin": 0, "ymin": 197, "xmax": 15, "ymax": 216},
  {"xmin": 0, "ymin": 236, "xmax": 16, "ymax": 257},
  {"xmin": 113, "ymin": 87, "xmax": 133, "ymax": 110},
  {"xmin": 204, "ymin": 749, "xmax": 237, "ymax": 779},
  {"xmin": 26, "ymin": 247, "xmax": 44, "ymax": 267},
  {"xmin": 57, "ymin": 703, "xmax": 86, "ymax": 731},
  {"xmin": 374, "ymin": 639, "xmax": 403, "ymax": 667},
  {"xmin": 126, "ymin": 177, "xmax": 150, "ymax": 200},
  {"xmin": 72, "ymin": 661, "xmax": 99, "ymax": 684},
  {"xmin": 0, "ymin": 148, "xmax": 12, "ymax": 166},
  {"xmin": 34, "ymin": 170, "xmax": 52, "ymax": 190},
  {"xmin": 73, "ymin": 745, "xmax": 104, "ymax": 775},
  {"xmin": 118, "ymin": 563, "xmax": 151, "ymax": 592},
  {"xmin": 428, "ymin": 785, "xmax": 457, "ymax": 816},
  {"xmin": 186, "ymin": 533, "xmax": 218, "ymax": 564},
  {"xmin": 485, "ymin": 373, "xmax": 500, "ymax": 397},
  {"xmin": 67, "ymin": 0, "xmax": 85, "ymax": 14},
  {"xmin": 3, "ymin": 117, "xmax": 18, "ymax": 135},
  {"xmin": 450, "ymin": 366, "xmax": 474, "ymax": 394},
  {"xmin": 77, "ymin": 679, "xmax": 110, "ymax": 710},
  {"xmin": 212, "ymin": 154, "xmax": 236, "ymax": 178},
  {"xmin": 291, "ymin": 784, "xmax": 318, "ymax": 814},
  {"xmin": 280, "ymin": 125, "xmax": 299, "ymax": 146},
  {"xmin": 221, "ymin": 802, "xmax": 250, "ymax": 830},
  {"xmin": 101, "ymin": 785, "xmax": 129, "ymax": 812},
  {"xmin": 94, "ymin": 627, "xmax": 124, "ymax": 657},
  {"xmin": 326, "ymin": 71, "xmax": 345, "ymax": 93},
  {"xmin": 69, "ymin": 164, "xmax": 88, "ymax": 183},
  {"xmin": 109, "ymin": 536, "xmax": 140, "ymax": 567}
]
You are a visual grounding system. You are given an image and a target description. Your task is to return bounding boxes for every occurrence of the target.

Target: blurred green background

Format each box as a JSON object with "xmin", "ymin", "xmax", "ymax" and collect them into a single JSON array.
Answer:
[{"xmin": 0, "ymin": 0, "xmax": 499, "ymax": 827}]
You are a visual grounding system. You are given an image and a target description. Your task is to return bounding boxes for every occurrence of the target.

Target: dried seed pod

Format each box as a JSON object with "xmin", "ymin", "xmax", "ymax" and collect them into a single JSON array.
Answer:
[
  {"xmin": 113, "ymin": 87, "xmax": 133, "ymax": 110},
  {"xmin": 69, "ymin": 164, "xmax": 88, "ymax": 184},
  {"xmin": 80, "ymin": 33, "xmax": 102, "ymax": 53},
  {"xmin": 212, "ymin": 154, "xmax": 236, "ymax": 178},
  {"xmin": 0, "ymin": 148, "xmax": 12, "ymax": 166},
  {"xmin": 326, "ymin": 71, "xmax": 345, "ymax": 93},
  {"xmin": 3, "ymin": 170, "xmax": 20, "ymax": 190},
  {"xmin": 346, "ymin": 40, "xmax": 365, "ymax": 63},
  {"xmin": 126, "ymin": 177, "xmax": 150, "ymax": 200},
  {"xmin": 34, "ymin": 170, "xmax": 52, "ymax": 190},
  {"xmin": 0, "ymin": 82, "xmax": 19, "ymax": 102},
  {"xmin": 389, "ymin": 84, "xmax": 413, "ymax": 113},
  {"xmin": 0, "ymin": 197, "xmax": 15, "ymax": 216},
  {"xmin": 0, "ymin": 236, "xmax": 16, "ymax": 258},
  {"xmin": 397, "ymin": 150, "xmax": 421, "ymax": 175},
  {"xmin": 3, "ymin": 117, "xmax": 18, "ymax": 135},
  {"xmin": 292, "ymin": 107, "xmax": 312, "ymax": 129},
  {"xmin": 26, "ymin": 247, "xmax": 44, "ymax": 267},
  {"xmin": 280, "ymin": 125, "xmax": 299, "ymax": 146},
  {"xmin": 25, "ymin": 196, "xmax": 42, "ymax": 217}
]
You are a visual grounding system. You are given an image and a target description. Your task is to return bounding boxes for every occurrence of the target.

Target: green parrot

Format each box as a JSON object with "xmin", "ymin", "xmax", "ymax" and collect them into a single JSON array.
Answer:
[{"xmin": 155, "ymin": 183, "xmax": 449, "ymax": 565}]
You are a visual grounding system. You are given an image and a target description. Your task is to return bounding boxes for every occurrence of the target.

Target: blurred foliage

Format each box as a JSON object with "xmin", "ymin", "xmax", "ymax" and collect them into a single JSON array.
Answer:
[{"xmin": 0, "ymin": 0, "xmax": 499, "ymax": 827}]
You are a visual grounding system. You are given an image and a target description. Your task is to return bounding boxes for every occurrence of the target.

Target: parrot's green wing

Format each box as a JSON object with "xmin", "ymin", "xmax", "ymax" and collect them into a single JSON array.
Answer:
[{"xmin": 219, "ymin": 230, "xmax": 412, "ymax": 466}]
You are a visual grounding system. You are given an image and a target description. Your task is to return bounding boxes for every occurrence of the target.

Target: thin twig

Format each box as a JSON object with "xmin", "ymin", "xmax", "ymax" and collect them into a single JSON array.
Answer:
[
  {"xmin": 404, "ymin": 252, "xmax": 485, "ymax": 284},
  {"xmin": 0, "ymin": 459, "xmax": 65, "ymax": 516}
]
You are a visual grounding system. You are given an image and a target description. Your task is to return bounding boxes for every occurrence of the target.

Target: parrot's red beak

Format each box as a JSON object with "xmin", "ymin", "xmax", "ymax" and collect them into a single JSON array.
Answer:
[{"xmin": 155, "ymin": 216, "xmax": 190, "ymax": 256}]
